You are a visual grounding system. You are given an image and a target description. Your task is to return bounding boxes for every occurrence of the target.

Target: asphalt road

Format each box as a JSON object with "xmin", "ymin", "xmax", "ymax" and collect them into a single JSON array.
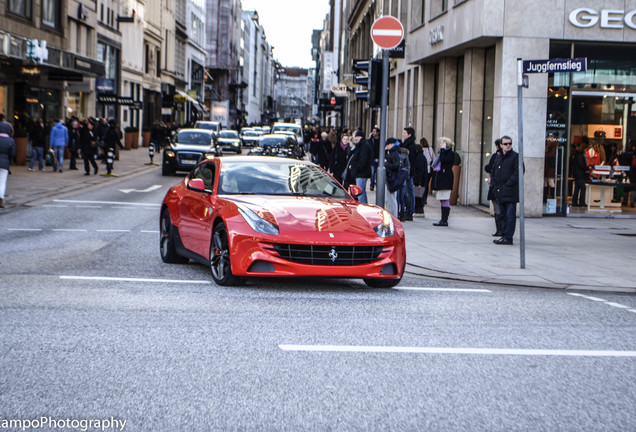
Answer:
[{"xmin": 1, "ymin": 170, "xmax": 635, "ymax": 431}]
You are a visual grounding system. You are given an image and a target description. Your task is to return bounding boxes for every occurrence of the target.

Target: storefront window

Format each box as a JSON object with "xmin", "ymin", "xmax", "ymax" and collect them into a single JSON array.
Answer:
[
  {"xmin": 480, "ymin": 47, "xmax": 495, "ymax": 205},
  {"xmin": 546, "ymin": 42, "xmax": 636, "ymax": 215}
]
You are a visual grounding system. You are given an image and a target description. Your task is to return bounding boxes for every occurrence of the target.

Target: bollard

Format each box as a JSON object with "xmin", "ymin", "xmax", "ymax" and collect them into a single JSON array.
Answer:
[
  {"xmin": 146, "ymin": 144, "xmax": 158, "ymax": 165},
  {"xmin": 101, "ymin": 148, "xmax": 118, "ymax": 176}
]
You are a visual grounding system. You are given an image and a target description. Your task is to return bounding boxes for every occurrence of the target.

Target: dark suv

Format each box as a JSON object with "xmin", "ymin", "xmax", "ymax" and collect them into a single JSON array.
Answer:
[{"xmin": 162, "ymin": 129, "xmax": 222, "ymax": 176}]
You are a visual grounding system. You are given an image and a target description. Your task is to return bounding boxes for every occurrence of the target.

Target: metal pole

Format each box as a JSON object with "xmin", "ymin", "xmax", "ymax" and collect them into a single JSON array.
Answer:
[
  {"xmin": 517, "ymin": 58, "xmax": 526, "ymax": 269},
  {"xmin": 376, "ymin": 50, "xmax": 390, "ymax": 208}
]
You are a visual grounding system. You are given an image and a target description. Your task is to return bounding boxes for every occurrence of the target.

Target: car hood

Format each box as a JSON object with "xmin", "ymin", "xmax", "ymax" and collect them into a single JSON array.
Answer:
[
  {"xmin": 171, "ymin": 143, "xmax": 214, "ymax": 152},
  {"xmin": 226, "ymin": 195, "xmax": 385, "ymax": 236},
  {"xmin": 218, "ymin": 137, "xmax": 239, "ymax": 143}
]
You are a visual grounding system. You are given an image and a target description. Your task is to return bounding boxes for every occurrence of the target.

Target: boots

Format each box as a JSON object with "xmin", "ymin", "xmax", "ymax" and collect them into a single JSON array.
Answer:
[
  {"xmin": 492, "ymin": 214, "xmax": 503, "ymax": 236},
  {"xmin": 433, "ymin": 206, "xmax": 450, "ymax": 226}
]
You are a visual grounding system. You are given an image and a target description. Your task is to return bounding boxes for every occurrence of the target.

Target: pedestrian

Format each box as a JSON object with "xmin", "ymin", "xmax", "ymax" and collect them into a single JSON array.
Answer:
[
  {"xmin": 0, "ymin": 121, "xmax": 16, "ymax": 208},
  {"xmin": 369, "ymin": 126, "xmax": 381, "ymax": 191},
  {"xmin": 400, "ymin": 127, "xmax": 417, "ymax": 221},
  {"xmin": 571, "ymin": 142, "xmax": 589, "ymax": 207},
  {"xmin": 80, "ymin": 119, "xmax": 99, "ymax": 176},
  {"xmin": 492, "ymin": 135, "xmax": 519, "ymax": 245},
  {"xmin": 348, "ymin": 130, "xmax": 373, "ymax": 204},
  {"xmin": 397, "ymin": 147, "xmax": 411, "ymax": 220},
  {"xmin": 96, "ymin": 117, "xmax": 109, "ymax": 161},
  {"xmin": 0, "ymin": 113, "xmax": 14, "ymax": 137},
  {"xmin": 384, "ymin": 137, "xmax": 404, "ymax": 217},
  {"xmin": 330, "ymin": 132, "xmax": 349, "ymax": 185},
  {"xmin": 151, "ymin": 120, "xmax": 165, "ymax": 152},
  {"xmin": 310, "ymin": 131, "xmax": 330, "ymax": 170},
  {"xmin": 28, "ymin": 118, "xmax": 46, "ymax": 172},
  {"xmin": 413, "ymin": 143, "xmax": 428, "ymax": 216},
  {"xmin": 68, "ymin": 119, "xmax": 80, "ymax": 170},
  {"xmin": 485, "ymin": 139, "xmax": 503, "ymax": 236},
  {"xmin": 431, "ymin": 137, "xmax": 455, "ymax": 227},
  {"xmin": 104, "ymin": 119, "xmax": 122, "ymax": 175},
  {"xmin": 420, "ymin": 137, "xmax": 434, "ymax": 205},
  {"xmin": 49, "ymin": 119, "xmax": 69, "ymax": 172}
]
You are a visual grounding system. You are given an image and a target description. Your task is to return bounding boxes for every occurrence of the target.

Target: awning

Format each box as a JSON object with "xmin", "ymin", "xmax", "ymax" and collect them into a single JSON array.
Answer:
[{"xmin": 175, "ymin": 90, "xmax": 207, "ymax": 112}]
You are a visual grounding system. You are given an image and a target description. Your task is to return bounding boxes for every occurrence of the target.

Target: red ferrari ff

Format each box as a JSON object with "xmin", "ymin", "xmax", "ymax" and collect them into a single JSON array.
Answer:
[{"xmin": 159, "ymin": 156, "xmax": 406, "ymax": 287}]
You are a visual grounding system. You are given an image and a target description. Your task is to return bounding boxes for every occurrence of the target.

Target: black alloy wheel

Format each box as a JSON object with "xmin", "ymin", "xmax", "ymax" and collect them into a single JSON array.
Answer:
[
  {"xmin": 209, "ymin": 223, "xmax": 245, "ymax": 286},
  {"xmin": 160, "ymin": 209, "xmax": 188, "ymax": 264}
]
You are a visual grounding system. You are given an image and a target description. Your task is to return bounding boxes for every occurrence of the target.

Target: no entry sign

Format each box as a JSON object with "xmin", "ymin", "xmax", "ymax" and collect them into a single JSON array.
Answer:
[{"xmin": 371, "ymin": 16, "xmax": 404, "ymax": 50}]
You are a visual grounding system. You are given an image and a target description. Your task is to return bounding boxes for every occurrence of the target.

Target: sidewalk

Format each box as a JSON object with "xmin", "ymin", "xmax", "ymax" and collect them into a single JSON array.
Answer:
[{"xmin": 2, "ymin": 150, "xmax": 635, "ymax": 293}]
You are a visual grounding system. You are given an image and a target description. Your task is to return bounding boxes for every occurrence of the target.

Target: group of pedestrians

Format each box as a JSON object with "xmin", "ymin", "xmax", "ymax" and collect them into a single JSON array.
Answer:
[{"xmin": 26, "ymin": 117, "xmax": 123, "ymax": 176}]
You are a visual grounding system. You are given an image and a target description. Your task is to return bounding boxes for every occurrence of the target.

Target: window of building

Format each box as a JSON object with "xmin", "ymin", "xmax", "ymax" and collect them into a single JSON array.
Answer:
[
  {"xmin": 156, "ymin": 49, "xmax": 161, "ymax": 77},
  {"xmin": 42, "ymin": 0, "xmax": 60, "ymax": 29},
  {"xmin": 430, "ymin": 0, "xmax": 448, "ymax": 19},
  {"xmin": 145, "ymin": 44, "xmax": 150, "ymax": 74},
  {"xmin": 411, "ymin": 0, "xmax": 425, "ymax": 29},
  {"xmin": 479, "ymin": 46, "xmax": 496, "ymax": 206},
  {"xmin": 455, "ymin": 56, "xmax": 464, "ymax": 152},
  {"xmin": 7, "ymin": 0, "xmax": 32, "ymax": 19}
]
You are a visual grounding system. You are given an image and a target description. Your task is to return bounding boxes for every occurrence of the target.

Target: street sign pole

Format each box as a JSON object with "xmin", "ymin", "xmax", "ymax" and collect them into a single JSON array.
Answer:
[
  {"xmin": 517, "ymin": 58, "xmax": 526, "ymax": 269},
  {"xmin": 376, "ymin": 49, "xmax": 390, "ymax": 207},
  {"xmin": 370, "ymin": 15, "xmax": 404, "ymax": 209}
]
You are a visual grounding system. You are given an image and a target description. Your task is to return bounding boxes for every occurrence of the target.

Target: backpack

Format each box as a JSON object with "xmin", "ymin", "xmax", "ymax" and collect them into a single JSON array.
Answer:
[{"xmin": 387, "ymin": 152, "xmax": 409, "ymax": 193}]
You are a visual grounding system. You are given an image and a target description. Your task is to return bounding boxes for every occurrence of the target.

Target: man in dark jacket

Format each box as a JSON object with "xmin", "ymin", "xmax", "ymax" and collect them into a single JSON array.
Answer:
[
  {"xmin": 485, "ymin": 139, "xmax": 503, "ymax": 236},
  {"xmin": 571, "ymin": 143, "xmax": 589, "ymax": 207},
  {"xmin": 369, "ymin": 126, "xmax": 381, "ymax": 191},
  {"xmin": 349, "ymin": 130, "xmax": 373, "ymax": 204},
  {"xmin": 492, "ymin": 135, "xmax": 519, "ymax": 245},
  {"xmin": 400, "ymin": 127, "xmax": 417, "ymax": 220}
]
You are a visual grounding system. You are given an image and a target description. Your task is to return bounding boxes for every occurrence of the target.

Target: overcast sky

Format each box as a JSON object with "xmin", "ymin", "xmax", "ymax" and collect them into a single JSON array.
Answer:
[{"xmin": 240, "ymin": 0, "xmax": 330, "ymax": 68}]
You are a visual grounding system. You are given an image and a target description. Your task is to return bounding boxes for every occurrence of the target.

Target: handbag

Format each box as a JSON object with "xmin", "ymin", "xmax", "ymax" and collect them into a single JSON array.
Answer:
[{"xmin": 414, "ymin": 186, "xmax": 426, "ymax": 198}]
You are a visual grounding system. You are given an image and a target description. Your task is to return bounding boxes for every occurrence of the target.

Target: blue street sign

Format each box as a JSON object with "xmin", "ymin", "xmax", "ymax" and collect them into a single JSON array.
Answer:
[{"xmin": 523, "ymin": 58, "xmax": 587, "ymax": 74}]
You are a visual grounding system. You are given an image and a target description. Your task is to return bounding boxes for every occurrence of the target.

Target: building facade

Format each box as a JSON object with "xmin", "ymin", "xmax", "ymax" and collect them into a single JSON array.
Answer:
[{"xmin": 339, "ymin": 0, "xmax": 636, "ymax": 217}]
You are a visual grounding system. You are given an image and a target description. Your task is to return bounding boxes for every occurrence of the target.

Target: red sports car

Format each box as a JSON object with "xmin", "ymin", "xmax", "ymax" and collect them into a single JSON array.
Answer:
[{"xmin": 159, "ymin": 156, "xmax": 406, "ymax": 287}]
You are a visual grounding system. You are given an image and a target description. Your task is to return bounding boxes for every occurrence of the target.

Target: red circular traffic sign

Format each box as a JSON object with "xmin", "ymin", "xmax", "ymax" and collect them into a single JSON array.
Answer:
[{"xmin": 371, "ymin": 16, "xmax": 404, "ymax": 50}]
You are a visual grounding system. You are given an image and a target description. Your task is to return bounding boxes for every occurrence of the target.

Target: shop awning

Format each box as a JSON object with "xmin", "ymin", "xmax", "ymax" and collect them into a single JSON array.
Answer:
[{"xmin": 175, "ymin": 90, "xmax": 207, "ymax": 112}]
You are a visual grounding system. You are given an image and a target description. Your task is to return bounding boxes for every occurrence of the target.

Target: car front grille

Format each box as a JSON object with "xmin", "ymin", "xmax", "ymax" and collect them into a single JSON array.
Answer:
[{"xmin": 269, "ymin": 244, "xmax": 383, "ymax": 266}]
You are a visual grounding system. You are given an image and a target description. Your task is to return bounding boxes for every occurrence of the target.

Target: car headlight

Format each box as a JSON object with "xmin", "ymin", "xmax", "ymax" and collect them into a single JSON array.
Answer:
[
  {"xmin": 237, "ymin": 205, "xmax": 279, "ymax": 235},
  {"xmin": 374, "ymin": 210, "xmax": 395, "ymax": 237},
  {"xmin": 165, "ymin": 150, "xmax": 175, "ymax": 158}
]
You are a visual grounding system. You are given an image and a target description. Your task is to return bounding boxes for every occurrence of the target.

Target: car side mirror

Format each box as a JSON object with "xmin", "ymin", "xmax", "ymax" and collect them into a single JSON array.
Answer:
[
  {"xmin": 348, "ymin": 185, "xmax": 363, "ymax": 199},
  {"xmin": 187, "ymin": 178, "xmax": 207, "ymax": 192}
]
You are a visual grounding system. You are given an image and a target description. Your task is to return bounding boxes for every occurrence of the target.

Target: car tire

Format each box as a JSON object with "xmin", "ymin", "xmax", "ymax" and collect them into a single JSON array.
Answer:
[
  {"xmin": 161, "ymin": 162, "xmax": 173, "ymax": 176},
  {"xmin": 210, "ymin": 222, "xmax": 246, "ymax": 286},
  {"xmin": 363, "ymin": 275, "xmax": 403, "ymax": 288},
  {"xmin": 160, "ymin": 208, "xmax": 189, "ymax": 264}
]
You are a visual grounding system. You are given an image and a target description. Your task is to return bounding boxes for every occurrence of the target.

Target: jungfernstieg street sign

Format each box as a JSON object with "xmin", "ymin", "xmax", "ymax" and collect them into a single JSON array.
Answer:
[{"xmin": 371, "ymin": 16, "xmax": 404, "ymax": 50}]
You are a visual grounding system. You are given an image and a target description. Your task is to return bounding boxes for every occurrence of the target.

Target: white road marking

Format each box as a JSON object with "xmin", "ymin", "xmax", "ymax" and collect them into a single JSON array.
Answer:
[
  {"xmin": 629, "ymin": 310, "xmax": 636, "ymax": 314},
  {"xmin": 52, "ymin": 229, "xmax": 87, "ymax": 232},
  {"xmin": 394, "ymin": 287, "xmax": 491, "ymax": 293},
  {"xmin": 567, "ymin": 293, "xmax": 607, "ymax": 302},
  {"xmin": 119, "ymin": 185, "xmax": 162, "ymax": 194},
  {"xmin": 54, "ymin": 199, "xmax": 160, "ymax": 207},
  {"xmin": 605, "ymin": 302, "xmax": 631, "ymax": 309},
  {"xmin": 96, "ymin": 229, "xmax": 131, "ymax": 233},
  {"xmin": 7, "ymin": 228, "xmax": 42, "ymax": 231},
  {"xmin": 60, "ymin": 276, "xmax": 211, "ymax": 284},
  {"xmin": 141, "ymin": 230, "xmax": 159, "ymax": 233},
  {"xmin": 279, "ymin": 344, "xmax": 636, "ymax": 357},
  {"xmin": 42, "ymin": 205, "xmax": 68, "ymax": 208},
  {"xmin": 77, "ymin": 205, "xmax": 102, "ymax": 208}
]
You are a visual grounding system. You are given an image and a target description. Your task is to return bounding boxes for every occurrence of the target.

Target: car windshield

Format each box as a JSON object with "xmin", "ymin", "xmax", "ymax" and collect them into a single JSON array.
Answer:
[
  {"xmin": 175, "ymin": 131, "xmax": 212, "ymax": 145},
  {"xmin": 220, "ymin": 131, "xmax": 239, "ymax": 138},
  {"xmin": 195, "ymin": 122, "xmax": 219, "ymax": 131},
  {"xmin": 242, "ymin": 131, "xmax": 259, "ymax": 137},
  {"xmin": 259, "ymin": 136, "xmax": 294, "ymax": 147},
  {"xmin": 273, "ymin": 126, "xmax": 301, "ymax": 135},
  {"xmin": 218, "ymin": 161, "xmax": 348, "ymax": 198}
]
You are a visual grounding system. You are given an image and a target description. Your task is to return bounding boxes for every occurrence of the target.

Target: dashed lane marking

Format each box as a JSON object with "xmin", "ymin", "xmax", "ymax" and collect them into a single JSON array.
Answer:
[
  {"xmin": 568, "ymin": 293, "xmax": 634, "ymax": 313},
  {"xmin": 54, "ymin": 199, "xmax": 160, "ymax": 207},
  {"xmin": 393, "ymin": 287, "xmax": 491, "ymax": 293},
  {"xmin": 278, "ymin": 344, "xmax": 636, "ymax": 357},
  {"xmin": 60, "ymin": 276, "xmax": 211, "ymax": 284}
]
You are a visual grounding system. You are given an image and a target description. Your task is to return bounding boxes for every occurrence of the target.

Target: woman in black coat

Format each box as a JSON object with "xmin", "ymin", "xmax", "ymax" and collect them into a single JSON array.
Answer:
[
  {"xmin": 80, "ymin": 119, "xmax": 99, "ymax": 175},
  {"xmin": 412, "ymin": 144, "xmax": 428, "ymax": 214},
  {"xmin": 329, "ymin": 133, "xmax": 350, "ymax": 186},
  {"xmin": 431, "ymin": 137, "xmax": 455, "ymax": 226}
]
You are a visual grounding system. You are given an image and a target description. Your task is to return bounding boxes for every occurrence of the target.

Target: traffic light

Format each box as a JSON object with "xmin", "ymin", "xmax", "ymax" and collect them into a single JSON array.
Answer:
[{"xmin": 352, "ymin": 58, "xmax": 383, "ymax": 107}]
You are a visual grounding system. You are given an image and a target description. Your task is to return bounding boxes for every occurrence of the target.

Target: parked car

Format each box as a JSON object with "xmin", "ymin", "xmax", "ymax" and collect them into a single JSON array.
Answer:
[
  {"xmin": 217, "ymin": 130, "xmax": 242, "ymax": 154},
  {"xmin": 159, "ymin": 156, "xmax": 405, "ymax": 287},
  {"xmin": 248, "ymin": 133, "xmax": 304, "ymax": 159},
  {"xmin": 162, "ymin": 129, "xmax": 222, "ymax": 176},
  {"xmin": 240, "ymin": 129, "xmax": 262, "ymax": 147}
]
